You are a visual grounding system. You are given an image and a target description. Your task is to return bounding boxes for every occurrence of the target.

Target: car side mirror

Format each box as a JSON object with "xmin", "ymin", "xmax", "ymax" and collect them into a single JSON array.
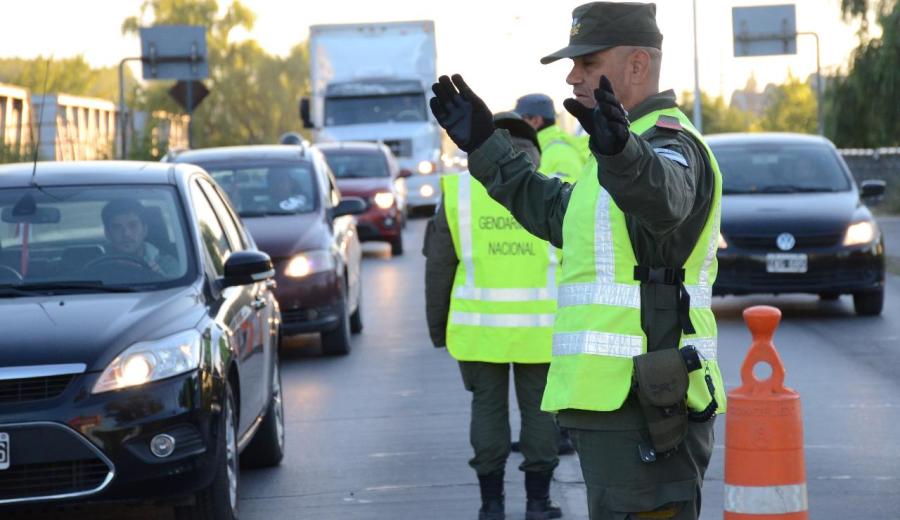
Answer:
[
  {"xmin": 223, "ymin": 250, "xmax": 275, "ymax": 288},
  {"xmin": 332, "ymin": 196, "xmax": 367, "ymax": 218},
  {"xmin": 397, "ymin": 169, "xmax": 413, "ymax": 179},
  {"xmin": 300, "ymin": 98, "xmax": 314, "ymax": 129},
  {"xmin": 860, "ymin": 179, "xmax": 886, "ymax": 199}
]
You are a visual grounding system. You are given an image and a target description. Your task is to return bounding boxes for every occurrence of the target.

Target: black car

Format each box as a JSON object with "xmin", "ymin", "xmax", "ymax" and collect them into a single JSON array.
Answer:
[
  {"xmin": 0, "ymin": 161, "xmax": 284, "ymax": 518},
  {"xmin": 708, "ymin": 133, "xmax": 887, "ymax": 315},
  {"xmin": 167, "ymin": 145, "xmax": 367, "ymax": 355}
]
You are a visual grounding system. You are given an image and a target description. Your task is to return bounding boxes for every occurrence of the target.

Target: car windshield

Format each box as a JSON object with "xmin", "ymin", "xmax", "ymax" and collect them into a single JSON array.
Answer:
[
  {"xmin": 321, "ymin": 149, "xmax": 390, "ymax": 178},
  {"xmin": 710, "ymin": 143, "xmax": 851, "ymax": 194},
  {"xmin": 0, "ymin": 185, "xmax": 194, "ymax": 291},
  {"xmin": 325, "ymin": 94, "xmax": 427, "ymax": 125},
  {"xmin": 195, "ymin": 161, "xmax": 318, "ymax": 217}
]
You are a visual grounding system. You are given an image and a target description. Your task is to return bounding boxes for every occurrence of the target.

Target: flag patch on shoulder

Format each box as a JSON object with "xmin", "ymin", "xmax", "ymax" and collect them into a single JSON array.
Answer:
[{"xmin": 655, "ymin": 115, "xmax": 683, "ymax": 131}]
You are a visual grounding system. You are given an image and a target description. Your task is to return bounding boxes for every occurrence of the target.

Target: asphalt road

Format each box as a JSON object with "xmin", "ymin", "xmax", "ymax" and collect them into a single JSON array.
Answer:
[
  {"xmin": 7, "ymin": 216, "xmax": 899, "ymax": 519},
  {"xmin": 237, "ymin": 218, "xmax": 900, "ymax": 520}
]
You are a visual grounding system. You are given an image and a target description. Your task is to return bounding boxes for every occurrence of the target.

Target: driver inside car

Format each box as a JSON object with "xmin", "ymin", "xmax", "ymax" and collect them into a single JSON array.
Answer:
[
  {"xmin": 267, "ymin": 168, "xmax": 308, "ymax": 212},
  {"xmin": 101, "ymin": 198, "xmax": 179, "ymax": 277}
]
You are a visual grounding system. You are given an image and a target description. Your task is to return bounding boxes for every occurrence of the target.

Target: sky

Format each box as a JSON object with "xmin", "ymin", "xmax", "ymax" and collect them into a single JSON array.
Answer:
[{"xmin": 4, "ymin": 0, "xmax": 868, "ymax": 111}]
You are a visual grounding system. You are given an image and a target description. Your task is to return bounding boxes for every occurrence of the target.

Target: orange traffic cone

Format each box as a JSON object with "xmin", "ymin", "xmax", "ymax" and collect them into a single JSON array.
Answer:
[{"xmin": 724, "ymin": 305, "xmax": 808, "ymax": 519}]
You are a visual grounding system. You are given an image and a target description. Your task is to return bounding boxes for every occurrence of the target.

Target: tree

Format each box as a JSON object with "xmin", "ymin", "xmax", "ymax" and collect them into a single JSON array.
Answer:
[
  {"xmin": 826, "ymin": 0, "xmax": 899, "ymax": 146},
  {"xmin": 757, "ymin": 73, "xmax": 818, "ymax": 134},
  {"xmin": 0, "ymin": 56, "xmax": 137, "ymax": 101},
  {"xmin": 679, "ymin": 92, "xmax": 756, "ymax": 134},
  {"xmin": 122, "ymin": 0, "xmax": 311, "ymax": 151}
]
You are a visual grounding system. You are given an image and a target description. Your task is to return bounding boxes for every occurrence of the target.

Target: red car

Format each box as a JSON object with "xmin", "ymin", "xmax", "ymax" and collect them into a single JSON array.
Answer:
[{"xmin": 317, "ymin": 142, "xmax": 408, "ymax": 255}]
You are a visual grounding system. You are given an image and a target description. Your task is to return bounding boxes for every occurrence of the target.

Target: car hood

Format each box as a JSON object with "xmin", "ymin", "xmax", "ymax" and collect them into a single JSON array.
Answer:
[
  {"xmin": 243, "ymin": 212, "xmax": 329, "ymax": 259},
  {"xmin": 0, "ymin": 286, "xmax": 205, "ymax": 371},
  {"xmin": 722, "ymin": 192, "xmax": 857, "ymax": 236},
  {"xmin": 335, "ymin": 177, "xmax": 391, "ymax": 196}
]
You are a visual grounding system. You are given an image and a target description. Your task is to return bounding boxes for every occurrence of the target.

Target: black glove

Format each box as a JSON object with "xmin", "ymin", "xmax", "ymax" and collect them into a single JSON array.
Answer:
[
  {"xmin": 429, "ymin": 74, "xmax": 495, "ymax": 153},
  {"xmin": 563, "ymin": 75, "xmax": 630, "ymax": 156}
]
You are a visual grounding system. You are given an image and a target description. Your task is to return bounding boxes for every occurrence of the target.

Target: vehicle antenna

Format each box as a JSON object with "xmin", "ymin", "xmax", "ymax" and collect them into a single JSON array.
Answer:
[{"xmin": 30, "ymin": 56, "xmax": 53, "ymax": 186}]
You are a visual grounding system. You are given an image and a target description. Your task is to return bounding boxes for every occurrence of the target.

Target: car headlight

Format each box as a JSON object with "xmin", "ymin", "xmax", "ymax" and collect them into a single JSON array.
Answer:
[
  {"xmin": 285, "ymin": 250, "xmax": 335, "ymax": 278},
  {"xmin": 417, "ymin": 160, "xmax": 435, "ymax": 175},
  {"xmin": 373, "ymin": 192, "xmax": 395, "ymax": 209},
  {"xmin": 718, "ymin": 232, "xmax": 727, "ymax": 250},
  {"xmin": 419, "ymin": 184, "xmax": 435, "ymax": 198},
  {"xmin": 843, "ymin": 221, "xmax": 877, "ymax": 246},
  {"xmin": 93, "ymin": 330, "xmax": 201, "ymax": 394}
]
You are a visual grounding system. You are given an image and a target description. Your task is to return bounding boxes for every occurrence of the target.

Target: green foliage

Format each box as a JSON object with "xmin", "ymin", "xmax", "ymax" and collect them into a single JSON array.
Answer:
[
  {"xmin": 827, "ymin": 1, "xmax": 900, "ymax": 147},
  {"xmin": 678, "ymin": 92, "xmax": 756, "ymax": 134},
  {"xmin": 123, "ymin": 0, "xmax": 311, "ymax": 148},
  {"xmin": 0, "ymin": 142, "xmax": 34, "ymax": 165},
  {"xmin": 0, "ymin": 56, "xmax": 137, "ymax": 102},
  {"xmin": 757, "ymin": 74, "xmax": 818, "ymax": 134}
]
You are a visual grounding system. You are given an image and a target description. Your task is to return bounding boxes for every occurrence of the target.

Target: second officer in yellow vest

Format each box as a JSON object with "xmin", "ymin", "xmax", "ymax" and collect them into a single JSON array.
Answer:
[
  {"xmin": 428, "ymin": 3, "xmax": 726, "ymax": 518},
  {"xmin": 514, "ymin": 94, "xmax": 585, "ymax": 183},
  {"xmin": 424, "ymin": 112, "xmax": 562, "ymax": 520}
]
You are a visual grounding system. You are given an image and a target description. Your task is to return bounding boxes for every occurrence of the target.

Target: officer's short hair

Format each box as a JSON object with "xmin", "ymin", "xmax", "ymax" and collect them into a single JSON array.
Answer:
[{"xmin": 102, "ymin": 198, "xmax": 147, "ymax": 228}]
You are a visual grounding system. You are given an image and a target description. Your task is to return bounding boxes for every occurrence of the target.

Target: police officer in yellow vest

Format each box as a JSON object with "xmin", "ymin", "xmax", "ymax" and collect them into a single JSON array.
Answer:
[
  {"xmin": 424, "ymin": 112, "xmax": 563, "ymax": 520},
  {"xmin": 427, "ymin": 3, "xmax": 727, "ymax": 519},
  {"xmin": 514, "ymin": 94, "xmax": 585, "ymax": 183}
]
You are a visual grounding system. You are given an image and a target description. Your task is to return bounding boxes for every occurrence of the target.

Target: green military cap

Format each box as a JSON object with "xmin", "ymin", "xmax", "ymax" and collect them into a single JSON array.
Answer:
[
  {"xmin": 493, "ymin": 111, "xmax": 541, "ymax": 153},
  {"xmin": 540, "ymin": 2, "xmax": 663, "ymax": 64}
]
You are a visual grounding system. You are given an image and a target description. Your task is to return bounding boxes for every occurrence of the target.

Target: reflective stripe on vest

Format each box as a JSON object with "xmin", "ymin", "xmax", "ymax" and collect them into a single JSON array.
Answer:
[
  {"xmin": 443, "ymin": 172, "xmax": 558, "ymax": 363},
  {"xmin": 541, "ymin": 106, "xmax": 727, "ymax": 413},
  {"xmin": 724, "ymin": 483, "xmax": 808, "ymax": 514}
]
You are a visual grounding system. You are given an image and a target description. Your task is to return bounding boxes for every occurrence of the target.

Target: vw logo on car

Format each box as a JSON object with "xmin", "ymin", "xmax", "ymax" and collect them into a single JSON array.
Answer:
[{"xmin": 776, "ymin": 232, "xmax": 796, "ymax": 251}]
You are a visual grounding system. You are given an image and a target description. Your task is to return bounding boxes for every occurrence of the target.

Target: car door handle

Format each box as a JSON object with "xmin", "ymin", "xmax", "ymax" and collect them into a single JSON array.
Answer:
[{"xmin": 252, "ymin": 298, "xmax": 268, "ymax": 310}]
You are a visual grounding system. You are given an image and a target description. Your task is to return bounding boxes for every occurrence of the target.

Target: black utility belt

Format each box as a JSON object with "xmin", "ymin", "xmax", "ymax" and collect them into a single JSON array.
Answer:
[{"xmin": 631, "ymin": 345, "xmax": 718, "ymax": 463}]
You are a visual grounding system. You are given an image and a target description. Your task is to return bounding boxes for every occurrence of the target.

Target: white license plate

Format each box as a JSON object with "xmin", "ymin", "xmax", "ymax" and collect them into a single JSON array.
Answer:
[
  {"xmin": 766, "ymin": 253, "xmax": 808, "ymax": 273},
  {"xmin": 0, "ymin": 432, "xmax": 8, "ymax": 470}
]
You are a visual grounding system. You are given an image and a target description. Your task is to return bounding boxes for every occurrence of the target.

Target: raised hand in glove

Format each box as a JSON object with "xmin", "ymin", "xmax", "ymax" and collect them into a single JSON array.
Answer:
[
  {"xmin": 429, "ymin": 74, "xmax": 495, "ymax": 153},
  {"xmin": 563, "ymin": 75, "xmax": 630, "ymax": 156}
]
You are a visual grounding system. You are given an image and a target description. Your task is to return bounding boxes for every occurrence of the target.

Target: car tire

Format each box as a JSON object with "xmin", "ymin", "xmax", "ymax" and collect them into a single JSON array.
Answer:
[
  {"xmin": 853, "ymin": 289, "xmax": 884, "ymax": 316},
  {"xmin": 174, "ymin": 383, "xmax": 239, "ymax": 520},
  {"xmin": 390, "ymin": 234, "xmax": 404, "ymax": 256},
  {"xmin": 350, "ymin": 288, "xmax": 363, "ymax": 334},
  {"xmin": 819, "ymin": 292, "xmax": 840, "ymax": 301},
  {"xmin": 321, "ymin": 297, "xmax": 352, "ymax": 356},
  {"xmin": 240, "ymin": 355, "xmax": 285, "ymax": 468}
]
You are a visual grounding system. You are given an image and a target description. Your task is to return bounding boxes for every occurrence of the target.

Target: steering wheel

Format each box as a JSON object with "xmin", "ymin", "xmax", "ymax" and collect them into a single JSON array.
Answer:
[
  {"xmin": 83, "ymin": 254, "xmax": 155, "ymax": 273},
  {"xmin": 0, "ymin": 265, "xmax": 22, "ymax": 283}
]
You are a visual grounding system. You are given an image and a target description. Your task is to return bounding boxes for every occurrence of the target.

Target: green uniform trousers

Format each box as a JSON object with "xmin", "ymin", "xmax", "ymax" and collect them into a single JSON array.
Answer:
[
  {"xmin": 458, "ymin": 361, "xmax": 560, "ymax": 476},
  {"xmin": 568, "ymin": 418, "xmax": 715, "ymax": 520}
]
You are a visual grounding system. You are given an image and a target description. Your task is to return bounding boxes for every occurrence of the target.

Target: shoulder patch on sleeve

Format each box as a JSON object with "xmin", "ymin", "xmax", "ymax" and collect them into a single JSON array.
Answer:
[
  {"xmin": 653, "ymin": 147, "xmax": 689, "ymax": 167},
  {"xmin": 655, "ymin": 115, "xmax": 683, "ymax": 132}
]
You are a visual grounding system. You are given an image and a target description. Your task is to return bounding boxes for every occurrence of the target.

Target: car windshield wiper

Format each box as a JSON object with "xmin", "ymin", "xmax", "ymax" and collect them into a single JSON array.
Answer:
[
  {"xmin": 759, "ymin": 185, "xmax": 837, "ymax": 193},
  {"xmin": 0, "ymin": 281, "xmax": 140, "ymax": 296}
]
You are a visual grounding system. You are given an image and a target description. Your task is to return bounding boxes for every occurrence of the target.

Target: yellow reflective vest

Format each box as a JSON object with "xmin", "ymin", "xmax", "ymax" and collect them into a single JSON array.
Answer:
[
  {"xmin": 537, "ymin": 125, "xmax": 585, "ymax": 184},
  {"xmin": 441, "ymin": 173, "xmax": 558, "ymax": 363},
  {"xmin": 541, "ymin": 107, "xmax": 727, "ymax": 415}
]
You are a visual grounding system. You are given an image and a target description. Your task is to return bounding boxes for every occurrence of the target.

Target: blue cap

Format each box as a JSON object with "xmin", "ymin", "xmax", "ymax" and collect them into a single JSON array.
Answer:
[{"xmin": 514, "ymin": 94, "xmax": 555, "ymax": 120}]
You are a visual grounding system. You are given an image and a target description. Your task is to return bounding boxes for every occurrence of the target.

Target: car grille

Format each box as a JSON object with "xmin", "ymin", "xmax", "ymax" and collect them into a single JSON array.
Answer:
[
  {"xmin": 728, "ymin": 233, "xmax": 843, "ymax": 250},
  {"xmin": 0, "ymin": 375, "xmax": 74, "ymax": 404},
  {"xmin": 0, "ymin": 459, "xmax": 109, "ymax": 501}
]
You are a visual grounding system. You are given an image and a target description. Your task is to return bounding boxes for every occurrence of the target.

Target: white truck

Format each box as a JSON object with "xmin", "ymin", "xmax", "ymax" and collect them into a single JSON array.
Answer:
[{"xmin": 301, "ymin": 21, "xmax": 443, "ymax": 213}]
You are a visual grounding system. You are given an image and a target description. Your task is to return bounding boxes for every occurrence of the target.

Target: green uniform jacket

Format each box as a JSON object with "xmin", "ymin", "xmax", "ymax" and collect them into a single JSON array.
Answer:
[
  {"xmin": 536, "ymin": 125, "xmax": 585, "ymax": 183},
  {"xmin": 466, "ymin": 90, "xmax": 716, "ymax": 429}
]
